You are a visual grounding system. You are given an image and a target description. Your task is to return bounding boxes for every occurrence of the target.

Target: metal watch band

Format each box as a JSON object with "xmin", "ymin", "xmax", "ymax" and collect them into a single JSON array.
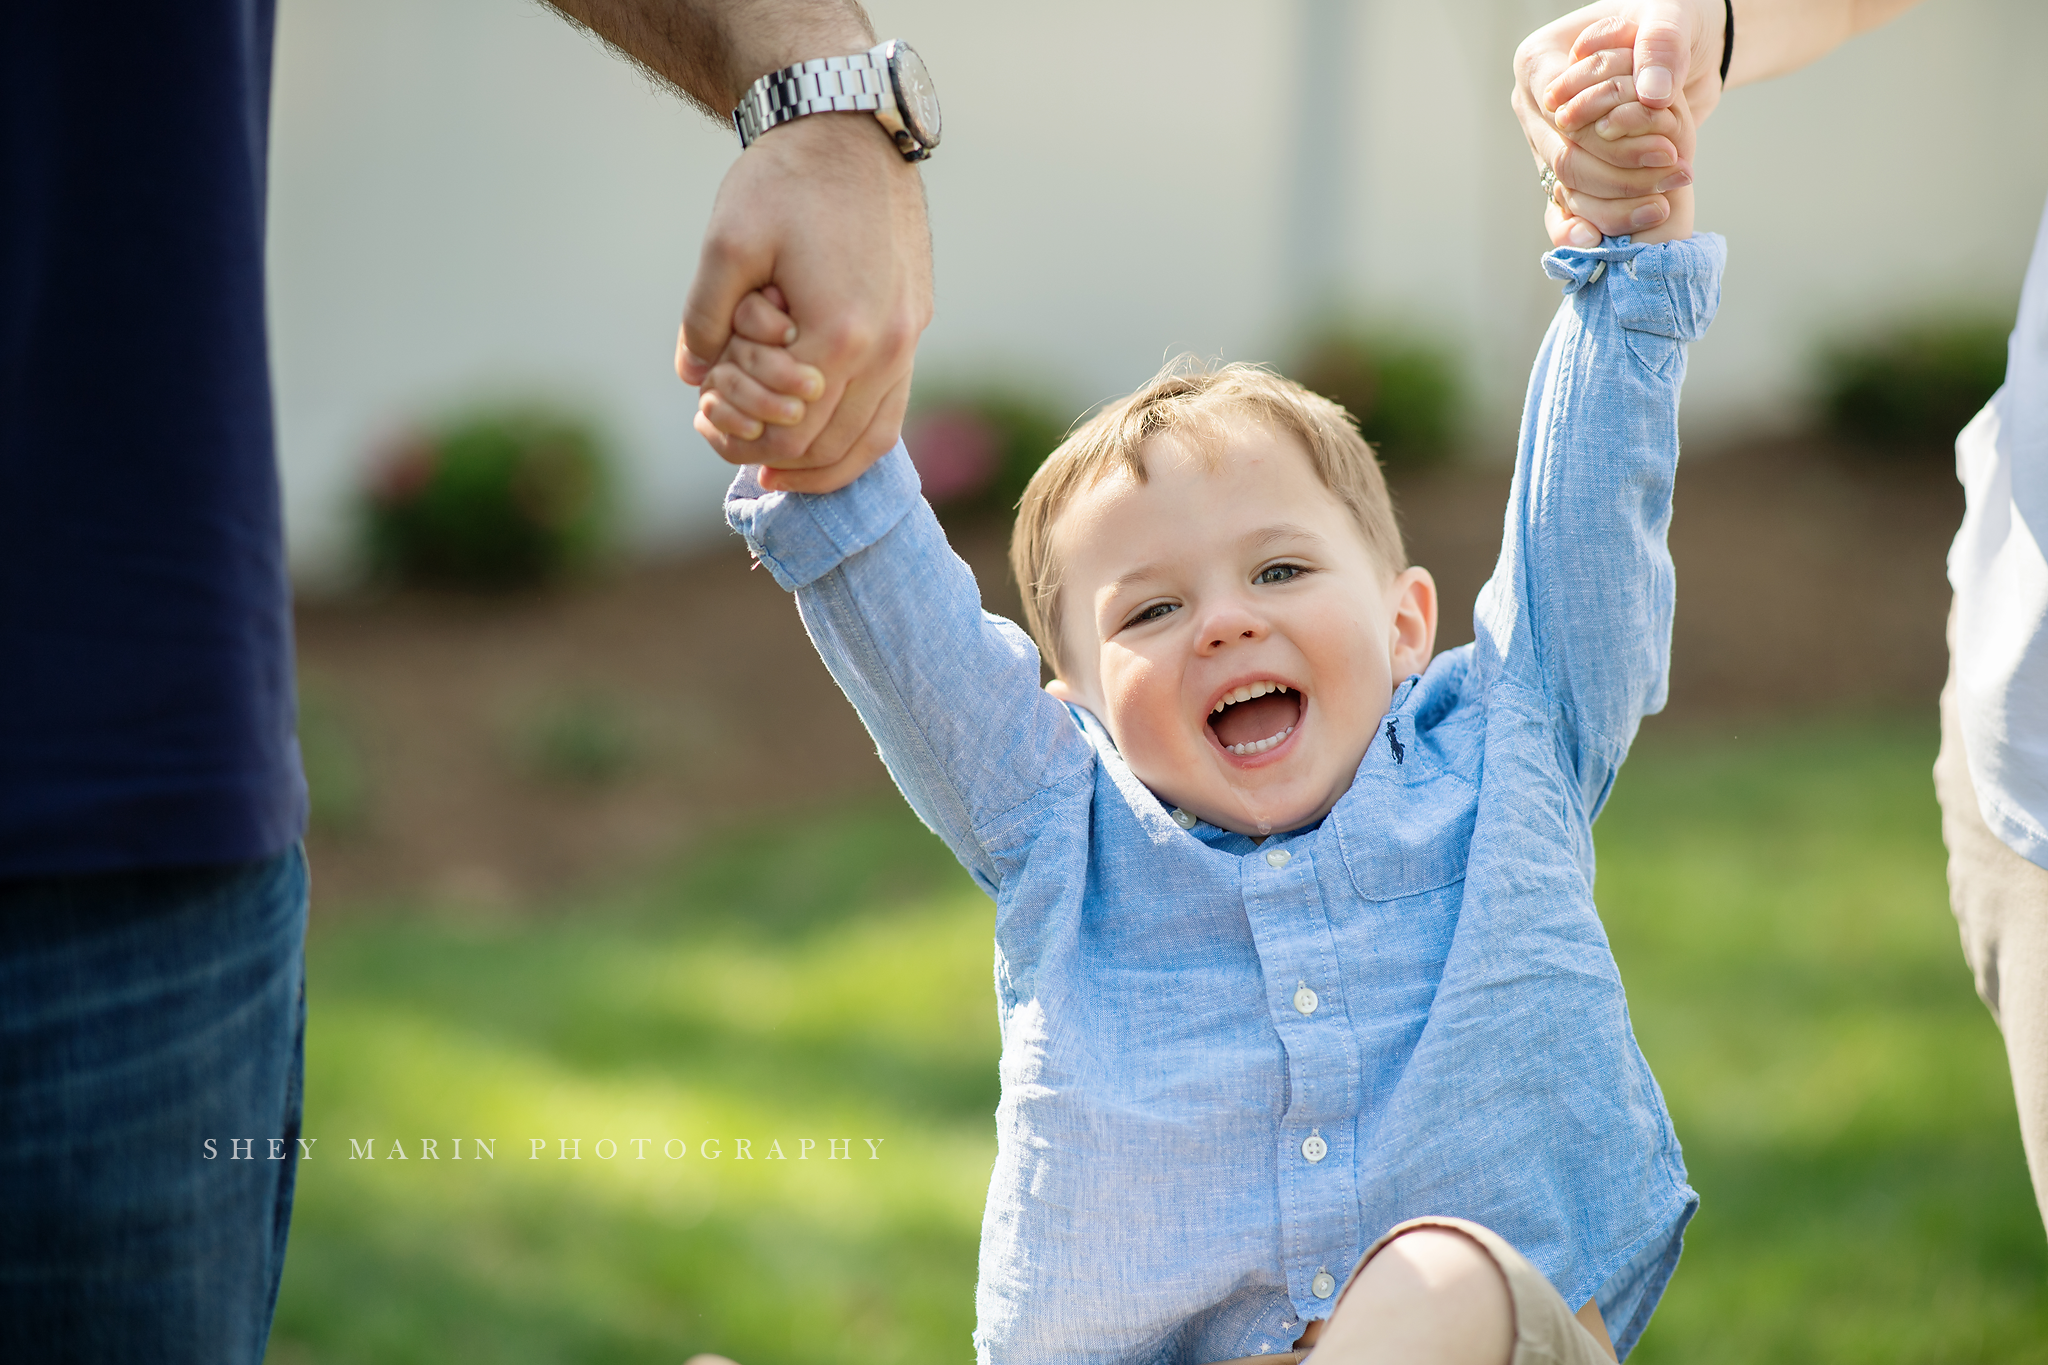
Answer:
[{"xmin": 733, "ymin": 53, "xmax": 890, "ymax": 149}]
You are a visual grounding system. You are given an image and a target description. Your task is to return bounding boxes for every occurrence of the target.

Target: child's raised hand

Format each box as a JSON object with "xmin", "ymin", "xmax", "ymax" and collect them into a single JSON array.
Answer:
[
  {"xmin": 693, "ymin": 285, "xmax": 827, "ymax": 447},
  {"xmin": 1554, "ymin": 73, "xmax": 1687, "ymax": 164},
  {"xmin": 1543, "ymin": 78, "xmax": 1696, "ymax": 246},
  {"xmin": 1534, "ymin": 16, "xmax": 1701, "ymax": 247}
]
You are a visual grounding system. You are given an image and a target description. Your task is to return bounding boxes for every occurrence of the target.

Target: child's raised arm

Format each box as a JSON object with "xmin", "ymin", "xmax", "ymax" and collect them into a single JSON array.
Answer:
[
  {"xmin": 724, "ymin": 437, "xmax": 1095, "ymax": 896},
  {"xmin": 705, "ymin": 287, "xmax": 1099, "ymax": 890},
  {"xmin": 1473, "ymin": 225, "xmax": 1723, "ymax": 820}
]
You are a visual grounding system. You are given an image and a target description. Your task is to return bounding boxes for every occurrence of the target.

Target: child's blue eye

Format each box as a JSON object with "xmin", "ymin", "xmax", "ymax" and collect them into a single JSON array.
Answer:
[
  {"xmin": 1255, "ymin": 563, "xmax": 1304, "ymax": 585},
  {"xmin": 1131, "ymin": 601, "xmax": 1179, "ymax": 624}
]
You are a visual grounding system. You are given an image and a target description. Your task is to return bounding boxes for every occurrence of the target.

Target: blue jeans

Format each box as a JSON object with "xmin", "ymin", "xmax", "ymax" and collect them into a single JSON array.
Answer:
[{"xmin": 0, "ymin": 846, "xmax": 309, "ymax": 1363}]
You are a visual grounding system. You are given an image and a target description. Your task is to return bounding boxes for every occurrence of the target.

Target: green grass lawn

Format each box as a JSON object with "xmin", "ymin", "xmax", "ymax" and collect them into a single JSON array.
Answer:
[
  {"xmin": 1599, "ymin": 719, "xmax": 2046, "ymax": 1363},
  {"xmin": 268, "ymin": 715, "xmax": 2047, "ymax": 1364}
]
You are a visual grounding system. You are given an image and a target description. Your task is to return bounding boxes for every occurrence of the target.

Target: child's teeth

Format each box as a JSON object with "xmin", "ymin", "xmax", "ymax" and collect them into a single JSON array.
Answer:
[
  {"xmin": 1211, "ymin": 682, "xmax": 1291, "ymax": 714},
  {"xmin": 1227, "ymin": 724, "xmax": 1295, "ymax": 756}
]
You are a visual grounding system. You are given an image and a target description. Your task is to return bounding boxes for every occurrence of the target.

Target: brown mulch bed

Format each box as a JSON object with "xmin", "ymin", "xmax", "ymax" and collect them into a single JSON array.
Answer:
[{"xmin": 296, "ymin": 436, "xmax": 1962, "ymax": 910}]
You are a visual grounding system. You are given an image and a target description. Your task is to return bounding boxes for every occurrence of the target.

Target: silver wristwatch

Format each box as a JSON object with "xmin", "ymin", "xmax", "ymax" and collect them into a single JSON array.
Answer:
[{"xmin": 730, "ymin": 39, "xmax": 942, "ymax": 162}]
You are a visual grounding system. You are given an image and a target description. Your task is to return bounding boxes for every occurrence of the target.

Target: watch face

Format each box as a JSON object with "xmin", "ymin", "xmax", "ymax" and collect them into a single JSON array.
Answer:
[{"xmin": 887, "ymin": 42, "xmax": 942, "ymax": 149}]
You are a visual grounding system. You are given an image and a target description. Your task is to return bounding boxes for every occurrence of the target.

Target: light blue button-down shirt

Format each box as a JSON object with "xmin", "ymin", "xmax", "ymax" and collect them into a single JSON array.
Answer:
[{"xmin": 727, "ymin": 234, "xmax": 1725, "ymax": 1364}]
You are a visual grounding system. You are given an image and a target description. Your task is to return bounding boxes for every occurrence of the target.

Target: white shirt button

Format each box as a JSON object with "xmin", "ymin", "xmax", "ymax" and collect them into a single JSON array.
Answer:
[
  {"xmin": 1300, "ymin": 1132, "xmax": 1327, "ymax": 1163},
  {"xmin": 1265, "ymin": 847, "xmax": 1291, "ymax": 868},
  {"xmin": 1293, "ymin": 984, "xmax": 1319, "ymax": 1015},
  {"xmin": 1171, "ymin": 808, "xmax": 1196, "ymax": 829},
  {"xmin": 1311, "ymin": 1270, "xmax": 1337, "ymax": 1299}
]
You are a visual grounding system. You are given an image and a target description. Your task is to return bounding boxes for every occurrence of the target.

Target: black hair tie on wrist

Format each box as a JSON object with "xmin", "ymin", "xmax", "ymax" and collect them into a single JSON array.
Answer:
[{"xmin": 1721, "ymin": 0, "xmax": 1735, "ymax": 85}]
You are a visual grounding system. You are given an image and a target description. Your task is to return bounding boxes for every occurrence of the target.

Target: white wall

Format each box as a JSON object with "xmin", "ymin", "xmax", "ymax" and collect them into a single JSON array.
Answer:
[
  {"xmin": 269, "ymin": 0, "xmax": 732, "ymax": 584},
  {"xmin": 268, "ymin": 0, "xmax": 2048, "ymax": 584},
  {"xmin": 1324, "ymin": 0, "xmax": 2048, "ymax": 446},
  {"xmin": 1667, "ymin": 0, "xmax": 2048, "ymax": 437}
]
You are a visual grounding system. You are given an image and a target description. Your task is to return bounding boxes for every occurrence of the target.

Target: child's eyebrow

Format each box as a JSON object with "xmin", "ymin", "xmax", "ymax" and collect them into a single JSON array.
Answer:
[
  {"xmin": 1103, "ymin": 563, "xmax": 1168, "ymax": 599},
  {"xmin": 1242, "ymin": 522, "xmax": 1326, "ymax": 551}
]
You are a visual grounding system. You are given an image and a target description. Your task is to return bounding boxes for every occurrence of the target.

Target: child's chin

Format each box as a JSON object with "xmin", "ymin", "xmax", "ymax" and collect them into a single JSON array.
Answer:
[{"xmin": 1202, "ymin": 780, "xmax": 1333, "ymax": 837}]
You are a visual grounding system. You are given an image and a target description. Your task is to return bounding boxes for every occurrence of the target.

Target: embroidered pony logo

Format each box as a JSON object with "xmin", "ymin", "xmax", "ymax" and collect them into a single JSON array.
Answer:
[{"xmin": 1385, "ymin": 718, "xmax": 1405, "ymax": 765}]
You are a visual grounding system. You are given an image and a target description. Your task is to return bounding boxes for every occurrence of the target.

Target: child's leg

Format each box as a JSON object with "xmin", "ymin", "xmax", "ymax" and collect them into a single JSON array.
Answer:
[{"xmin": 1299, "ymin": 1218, "xmax": 1614, "ymax": 1365}]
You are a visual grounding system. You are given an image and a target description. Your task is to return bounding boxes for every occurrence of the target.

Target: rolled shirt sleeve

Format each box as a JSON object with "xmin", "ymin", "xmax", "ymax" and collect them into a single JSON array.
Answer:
[
  {"xmin": 1474, "ymin": 232, "xmax": 1726, "ymax": 821},
  {"xmin": 725, "ymin": 445, "xmax": 1094, "ymax": 893}
]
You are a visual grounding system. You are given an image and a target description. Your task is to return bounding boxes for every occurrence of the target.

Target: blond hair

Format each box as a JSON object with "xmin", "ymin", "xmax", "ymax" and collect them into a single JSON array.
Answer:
[{"xmin": 1008, "ymin": 358, "xmax": 1406, "ymax": 679}]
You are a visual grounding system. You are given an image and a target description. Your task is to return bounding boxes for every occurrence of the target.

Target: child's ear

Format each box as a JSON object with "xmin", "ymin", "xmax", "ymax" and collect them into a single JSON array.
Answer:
[
  {"xmin": 1387, "ymin": 566, "xmax": 1438, "ymax": 680},
  {"xmin": 1045, "ymin": 677, "xmax": 1075, "ymax": 703}
]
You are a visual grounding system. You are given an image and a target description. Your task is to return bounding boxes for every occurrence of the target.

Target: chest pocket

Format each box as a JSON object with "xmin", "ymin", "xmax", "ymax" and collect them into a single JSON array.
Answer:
[{"xmin": 1332, "ymin": 767, "xmax": 1477, "ymax": 901}]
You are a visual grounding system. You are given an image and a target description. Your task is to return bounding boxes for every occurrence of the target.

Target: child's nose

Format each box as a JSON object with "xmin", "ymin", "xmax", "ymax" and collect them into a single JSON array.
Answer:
[{"xmin": 1197, "ymin": 604, "xmax": 1266, "ymax": 653}]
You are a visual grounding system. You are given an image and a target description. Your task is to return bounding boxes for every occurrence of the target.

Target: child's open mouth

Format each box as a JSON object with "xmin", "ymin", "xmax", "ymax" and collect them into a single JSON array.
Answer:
[{"xmin": 1208, "ymin": 682, "xmax": 1302, "ymax": 756}]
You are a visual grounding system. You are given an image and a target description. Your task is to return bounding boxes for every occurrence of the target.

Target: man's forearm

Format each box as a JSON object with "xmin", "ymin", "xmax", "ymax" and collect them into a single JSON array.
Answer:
[
  {"xmin": 541, "ymin": 0, "xmax": 876, "ymax": 118},
  {"xmin": 1727, "ymin": 0, "xmax": 1924, "ymax": 88}
]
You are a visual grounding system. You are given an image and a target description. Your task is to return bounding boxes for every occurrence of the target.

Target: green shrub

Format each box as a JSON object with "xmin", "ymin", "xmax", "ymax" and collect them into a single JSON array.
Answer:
[
  {"xmin": 1819, "ymin": 317, "xmax": 2010, "ymax": 453},
  {"xmin": 978, "ymin": 394, "xmax": 1077, "ymax": 512},
  {"xmin": 903, "ymin": 391, "xmax": 1074, "ymax": 514},
  {"xmin": 364, "ymin": 409, "xmax": 611, "ymax": 588},
  {"xmin": 514, "ymin": 692, "xmax": 639, "ymax": 786},
  {"xmin": 1290, "ymin": 331, "xmax": 1461, "ymax": 469},
  {"xmin": 904, "ymin": 342, "xmax": 1461, "ymax": 513}
]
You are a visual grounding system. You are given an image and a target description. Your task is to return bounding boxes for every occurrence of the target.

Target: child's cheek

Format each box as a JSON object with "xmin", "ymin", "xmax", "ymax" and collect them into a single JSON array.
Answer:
[
  {"xmin": 1098, "ymin": 643, "xmax": 1155, "ymax": 713},
  {"xmin": 1101, "ymin": 655, "xmax": 1183, "ymax": 770}
]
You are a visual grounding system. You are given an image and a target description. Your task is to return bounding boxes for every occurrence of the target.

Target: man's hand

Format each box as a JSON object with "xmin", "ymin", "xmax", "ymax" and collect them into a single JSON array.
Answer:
[
  {"xmin": 539, "ymin": 0, "xmax": 935, "ymax": 494},
  {"xmin": 680, "ymin": 112, "xmax": 932, "ymax": 494},
  {"xmin": 1513, "ymin": 0, "xmax": 1723, "ymax": 245}
]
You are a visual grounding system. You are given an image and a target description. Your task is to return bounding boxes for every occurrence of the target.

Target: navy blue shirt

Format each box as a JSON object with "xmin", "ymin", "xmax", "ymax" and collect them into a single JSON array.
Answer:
[{"xmin": 1, "ymin": 2, "xmax": 305, "ymax": 876}]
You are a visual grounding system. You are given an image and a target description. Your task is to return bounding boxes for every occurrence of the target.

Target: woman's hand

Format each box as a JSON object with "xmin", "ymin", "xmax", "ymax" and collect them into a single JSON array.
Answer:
[{"xmin": 1513, "ymin": 0, "xmax": 1725, "ymax": 245}]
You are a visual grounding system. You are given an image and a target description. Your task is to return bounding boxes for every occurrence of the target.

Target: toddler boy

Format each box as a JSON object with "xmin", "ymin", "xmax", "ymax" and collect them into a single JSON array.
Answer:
[{"xmin": 697, "ymin": 144, "xmax": 1721, "ymax": 1365}]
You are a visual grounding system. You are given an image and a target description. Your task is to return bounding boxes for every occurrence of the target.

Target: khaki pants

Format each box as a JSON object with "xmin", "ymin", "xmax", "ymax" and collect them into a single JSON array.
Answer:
[
  {"xmin": 1936, "ymin": 615, "xmax": 2048, "ymax": 1231},
  {"xmin": 1213, "ymin": 1218, "xmax": 1611, "ymax": 1365}
]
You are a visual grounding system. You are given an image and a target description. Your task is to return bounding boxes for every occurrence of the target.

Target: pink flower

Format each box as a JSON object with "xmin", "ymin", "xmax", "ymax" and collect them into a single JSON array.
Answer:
[
  {"xmin": 905, "ymin": 408, "xmax": 999, "ymax": 506},
  {"xmin": 368, "ymin": 433, "xmax": 437, "ymax": 507}
]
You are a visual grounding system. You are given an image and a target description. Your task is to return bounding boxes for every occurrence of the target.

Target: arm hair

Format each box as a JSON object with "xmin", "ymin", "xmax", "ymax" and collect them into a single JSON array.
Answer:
[{"xmin": 540, "ymin": 0, "xmax": 876, "ymax": 119}]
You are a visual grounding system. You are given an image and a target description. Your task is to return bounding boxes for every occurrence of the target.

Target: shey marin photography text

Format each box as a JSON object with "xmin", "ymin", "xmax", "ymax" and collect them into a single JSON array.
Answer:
[{"xmin": 200, "ymin": 1136, "xmax": 889, "ymax": 1162}]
